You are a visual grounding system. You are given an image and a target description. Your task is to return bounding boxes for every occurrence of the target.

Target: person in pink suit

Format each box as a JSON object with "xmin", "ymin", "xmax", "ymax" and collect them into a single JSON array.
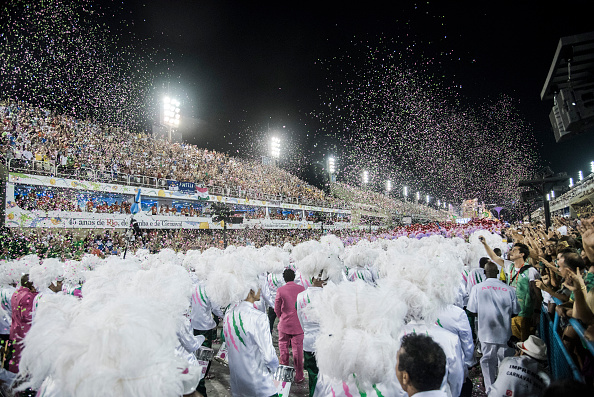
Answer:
[
  {"xmin": 9, "ymin": 274, "xmax": 38, "ymax": 374},
  {"xmin": 275, "ymin": 268, "xmax": 306, "ymax": 383}
]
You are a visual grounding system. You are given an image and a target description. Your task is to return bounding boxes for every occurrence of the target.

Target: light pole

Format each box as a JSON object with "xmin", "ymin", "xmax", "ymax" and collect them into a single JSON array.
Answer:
[
  {"xmin": 270, "ymin": 137, "xmax": 281, "ymax": 166},
  {"xmin": 163, "ymin": 97, "xmax": 180, "ymax": 142},
  {"xmin": 402, "ymin": 185, "xmax": 408, "ymax": 215},
  {"xmin": 362, "ymin": 170, "xmax": 369, "ymax": 186},
  {"xmin": 579, "ymin": 170, "xmax": 584, "ymax": 182},
  {"xmin": 328, "ymin": 157, "xmax": 336, "ymax": 183}
]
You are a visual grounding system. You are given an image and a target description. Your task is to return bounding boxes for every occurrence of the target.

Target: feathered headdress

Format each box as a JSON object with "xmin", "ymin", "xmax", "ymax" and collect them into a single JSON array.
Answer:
[
  {"xmin": 18, "ymin": 253, "xmax": 195, "ymax": 396},
  {"xmin": 28, "ymin": 258, "xmax": 64, "ymax": 290},
  {"xmin": 311, "ymin": 280, "xmax": 407, "ymax": 389},
  {"xmin": 295, "ymin": 251, "xmax": 343, "ymax": 284}
]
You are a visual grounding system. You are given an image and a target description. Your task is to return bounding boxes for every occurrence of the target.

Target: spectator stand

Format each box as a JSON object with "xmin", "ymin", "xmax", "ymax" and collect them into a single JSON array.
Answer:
[
  {"xmin": 533, "ymin": 172, "xmax": 594, "ymax": 221},
  {"xmin": 4, "ymin": 169, "xmax": 355, "ymax": 230}
]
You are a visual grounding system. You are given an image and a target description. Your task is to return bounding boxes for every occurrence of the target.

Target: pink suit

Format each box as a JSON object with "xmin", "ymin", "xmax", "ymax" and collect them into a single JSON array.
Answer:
[{"xmin": 275, "ymin": 281, "xmax": 305, "ymax": 382}]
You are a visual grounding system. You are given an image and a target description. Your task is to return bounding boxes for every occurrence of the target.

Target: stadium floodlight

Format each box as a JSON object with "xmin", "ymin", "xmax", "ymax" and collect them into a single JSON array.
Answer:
[
  {"xmin": 551, "ymin": 190, "xmax": 555, "ymax": 199},
  {"xmin": 270, "ymin": 137, "xmax": 281, "ymax": 159},
  {"xmin": 416, "ymin": 191, "xmax": 420, "ymax": 200},
  {"xmin": 328, "ymin": 157, "xmax": 336, "ymax": 173},
  {"xmin": 546, "ymin": 193, "xmax": 550, "ymax": 201},
  {"xmin": 426, "ymin": 195, "xmax": 430, "ymax": 204},
  {"xmin": 163, "ymin": 97, "xmax": 181, "ymax": 141},
  {"xmin": 362, "ymin": 171, "xmax": 369, "ymax": 184},
  {"xmin": 569, "ymin": 177, "xmax": 574, "ymax": 187},
  {"xmin": 579, "ymin": 170, "xmax": 584, "ymax": 181},
  {"xmin": 591, "ymin": 161, "xmax": 594, "ymax": 173},
  {"xmin": 386, "ymin": 180, "xmax": 392, "ymax": 192},
  {"xmin": 403, "ymin": 185, "xmax": 408, "ymax": 197},
  {"xmin": 437, "ymin": 199, "xmax": 441, "ymax": 207}
]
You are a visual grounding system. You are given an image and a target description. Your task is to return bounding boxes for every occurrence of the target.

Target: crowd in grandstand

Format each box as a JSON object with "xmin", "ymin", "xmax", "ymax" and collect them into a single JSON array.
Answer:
[{"xmin": 1, "ymin": 101, "xmax": 345, "ymax": 208}]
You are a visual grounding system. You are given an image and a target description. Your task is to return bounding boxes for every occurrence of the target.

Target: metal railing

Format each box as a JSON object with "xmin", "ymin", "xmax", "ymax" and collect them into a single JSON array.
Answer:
[{"xmin": 540, "ymin": 298, "xmax": 594, "ymax": 382}]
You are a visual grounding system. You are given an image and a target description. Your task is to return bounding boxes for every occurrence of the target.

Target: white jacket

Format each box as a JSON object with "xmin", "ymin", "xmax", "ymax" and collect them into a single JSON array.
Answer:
[{"xmin": 224, "ymin": 301, "xmax": 279, "ymax": 397}]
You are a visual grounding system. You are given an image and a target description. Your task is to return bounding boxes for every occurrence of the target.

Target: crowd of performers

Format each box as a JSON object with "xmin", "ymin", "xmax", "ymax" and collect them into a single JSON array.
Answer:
[{"xmin": 0, "ymin": 217, "xmax": 593, "ymax": 397}]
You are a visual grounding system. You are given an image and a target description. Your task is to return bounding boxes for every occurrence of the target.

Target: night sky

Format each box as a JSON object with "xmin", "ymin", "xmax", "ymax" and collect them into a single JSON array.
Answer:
[
  {"xmin": 132, "ymin": 1, "xmax": 593, "ymax": 180},
  {"xmin": 2, "ymin": 0, "xmax": 593, "ymax": 206}
]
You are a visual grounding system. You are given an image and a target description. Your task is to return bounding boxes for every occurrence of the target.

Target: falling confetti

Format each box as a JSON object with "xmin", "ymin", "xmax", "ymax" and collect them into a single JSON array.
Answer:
[{"xmin": 312, "ymin": 37, "xmax": 541, "ymax": 213}]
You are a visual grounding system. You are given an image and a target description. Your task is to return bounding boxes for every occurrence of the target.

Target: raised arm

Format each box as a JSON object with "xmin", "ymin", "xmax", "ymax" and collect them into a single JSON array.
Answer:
[{"xmin": 479, "ymin": 235, "xmax": 504, "ymax": 268}]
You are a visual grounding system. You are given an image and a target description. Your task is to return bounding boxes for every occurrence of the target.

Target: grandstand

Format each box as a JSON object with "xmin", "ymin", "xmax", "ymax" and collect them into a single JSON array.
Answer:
[
  {"xmin": 1, "ymin": 101, "xmax": 448, "ymax": 231},
  {"xmin": 530, "ymin": 171, "xmax": 594, "ymax": 221}
]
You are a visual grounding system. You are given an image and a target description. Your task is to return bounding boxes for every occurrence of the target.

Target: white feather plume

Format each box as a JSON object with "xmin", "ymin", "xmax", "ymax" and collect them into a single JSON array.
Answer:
[
  {"xmin": 311, "ymin": 280, "xmax": 407, "ymax": 388},
  {"xmin": 29, "ymin": 258, "xmax": 64, "ymax": 290}
]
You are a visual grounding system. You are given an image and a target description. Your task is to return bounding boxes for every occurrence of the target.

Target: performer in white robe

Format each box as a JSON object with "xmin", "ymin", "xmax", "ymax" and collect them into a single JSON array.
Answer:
[
  {"xmin": 224, "ymin": 288, "xmax": 279, "ymax": 397},
  {"xmin": 435, "ymin": 304, "xmax": 475, "ymax": 372},
  {"xmin": 467, "ymin": 262, "xmax": 518, "ymax": 393}
]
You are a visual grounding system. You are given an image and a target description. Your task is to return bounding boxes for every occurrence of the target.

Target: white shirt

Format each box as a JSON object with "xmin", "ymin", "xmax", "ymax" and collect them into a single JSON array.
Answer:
[
  {"xmin": 401, "ymin": 321, "xmax": 465, "ymax": 397},
  {"xmin": 488, "ymin": 356, "xmax": 550, "ymax": 397},
  {"xmin": 467, "ymin": 278, "xmax": 518, "ymax": 344},
  {"xmin": 435, "ymin": 305, "xmax": 475, "ymax": 370},
  {"xmin": 346, "ymin": 267, "xmax": 375, "ymax": 285},
  {"xmin": 190, "ymin": 281, "xmax": 224, "ymax": 331},
  {"xmin": 466, "ymin": 268, "xmax": 486, "ymax": 294},
  {"xmin": 295, "ymin": 270, "xmax": 311, "ymax": 289},
  {"xmin": 224, "ymin": 301, "xmax": 279, "ymax": 397},
  {"xmin": 296, "ymin": 286, "xmax": 323, "ymax": 352},
  {"xmin": 0, "ymin": 286, "xmax": 16, "ymax": 334}
]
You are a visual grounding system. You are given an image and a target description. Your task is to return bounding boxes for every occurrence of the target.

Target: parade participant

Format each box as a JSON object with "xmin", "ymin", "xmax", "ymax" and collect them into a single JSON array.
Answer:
[
  {"xmin": 204, "ymin": 248, "xmax": 280, "ymax": 396},
  {"xmin": 263, "ymin": 271, "xmax": 284, "ymax": 331},
  {"xmin": 488, "ymin": 335, "xmax": 550, "ymax": 397},
  {"xmin": 296, "ymin": 251, "xmax": 344, "ymax": 397},
  {"xmin": 28, "ymin": 258, "xmax": 64, "ymax": 320},
  {"xmin": 312, "ymin": 280, "xmax": 408, "ymax": 397},
  {"xmin": 190, "ymin": 281, "xmax": 223, "ymax": 396},
  {"xmin": 224, "ymin": 287, "xmax": 279, "ymax": 397},
  {"xmin": 16, "ymin": 255, "xmax": 201, "ymax": 396},
  {"xmin": 434, "ymin": 303, "xmax": 475, "ymax": 395},
  {"xmin": 480, "ymin": 236, "xmax": 538, "ymax": 341},
  {"xmin": 396, "ymin": 333, "xmax": 448, "ymax": 397},
  {"xmin": 379, "ymin": 245, "xmax": 466, "ymax": 397},
  {"xmin": 275, "ymin": 268, "xmax": 305, "ymax": 383},
  {"xmin": 467, "ymin": 261, "xmax": 518, "ymax": 393},
  {"xmin": 343, "ymin": 243, "xmax": 378, "ymax": 285},
  {"xmin": 8, "ymin": 274, "xmax": 37, "ymax": 374},
  {"xmin": 466, "ymin": 257, "xmax": 488, "ymax": 294},
  {"xmin": 0, "ymin": 263, "xmax": 18, "ymax": 356}
]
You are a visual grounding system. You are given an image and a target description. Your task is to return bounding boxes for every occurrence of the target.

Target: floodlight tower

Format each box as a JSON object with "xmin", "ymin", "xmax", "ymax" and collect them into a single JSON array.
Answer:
[
  {"xmin": 163, "ymin": 97, "xmax": 181, "ymax": 142},
  {"xmin": 362, "ymin": 170, "xmax": 369, "ymax": 186},
  {"xmin": 328, "ymin": 157, "xmax": 336, "ymax": 183},
  {"xmin": 270, "ymin": 137, "xmax": 281, "ymax": 166}
]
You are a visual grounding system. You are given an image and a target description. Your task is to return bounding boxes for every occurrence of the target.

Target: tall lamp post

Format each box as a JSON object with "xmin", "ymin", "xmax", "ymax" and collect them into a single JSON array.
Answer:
[
  {"xmin": 328, "ymin": 157, "xmax": 336, "ymax": 183},
  {"xmin": 270, "ymin": 137, "xmax": 281, "ymax": 166},
  {"xmin": 163, "ymin": 97, "xmax": 180, "ymax": 142}
]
